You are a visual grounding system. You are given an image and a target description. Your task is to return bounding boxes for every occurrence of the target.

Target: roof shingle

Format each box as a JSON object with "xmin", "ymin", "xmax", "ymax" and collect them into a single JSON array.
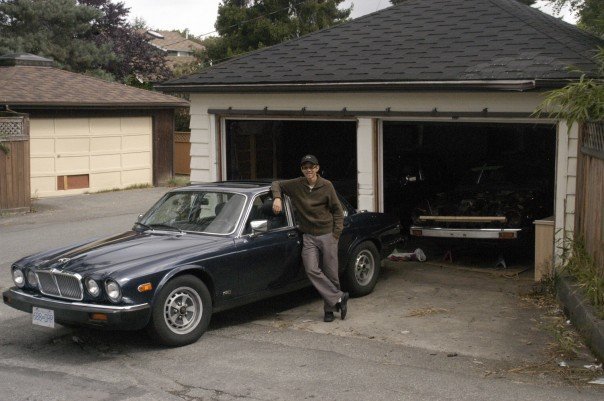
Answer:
[{"xmin": 159, "ymin": 0, "xmax": 603, "ymax": 91}]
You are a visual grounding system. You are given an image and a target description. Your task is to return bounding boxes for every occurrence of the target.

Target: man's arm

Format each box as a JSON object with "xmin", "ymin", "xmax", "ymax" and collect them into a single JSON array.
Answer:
[
  {"xmin": 270, "ymin": 179, "xmax": 296, "ymax": 214},
  {"xmin": 328, "ymin": 185, "xmax": 344, "ymax": 239}
]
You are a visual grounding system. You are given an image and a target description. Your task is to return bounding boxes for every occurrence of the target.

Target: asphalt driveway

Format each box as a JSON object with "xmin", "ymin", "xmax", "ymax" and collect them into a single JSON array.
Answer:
[{"xmin": 0, "ymin": 187, "xmax": 602, "ymax": 400}]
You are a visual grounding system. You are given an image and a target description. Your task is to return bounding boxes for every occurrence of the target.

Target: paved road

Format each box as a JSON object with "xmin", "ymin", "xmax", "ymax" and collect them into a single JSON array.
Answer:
[{"xmin": 1, "ymin": 188, "xmax": 602, "ymax": 400}]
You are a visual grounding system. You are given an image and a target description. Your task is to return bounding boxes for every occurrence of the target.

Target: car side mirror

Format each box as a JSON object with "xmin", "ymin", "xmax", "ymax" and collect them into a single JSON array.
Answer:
[
  {"xmin": 137, "ymin": 214, "xmax": 144, "ymax": 222},
  {"xmin": 250, "ymin": 220, "xmax": 268, "ymax": 236}
]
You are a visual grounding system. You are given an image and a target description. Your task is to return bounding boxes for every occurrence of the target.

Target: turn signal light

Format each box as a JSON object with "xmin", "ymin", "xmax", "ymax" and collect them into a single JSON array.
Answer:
[
  {"xmin": 138, "ymin": 283, "xmax": 153, "ymax": 292},
  {"xmin": 90, "ymin": 313, "xmax": 108, "ymax": 321},
  {"xmin": 411, "ymin": 229, "xmax": 423, "ymax": 236},
  {"xmin": 499, "ymin": 232, "xmax": 516, "ymax": 239}
]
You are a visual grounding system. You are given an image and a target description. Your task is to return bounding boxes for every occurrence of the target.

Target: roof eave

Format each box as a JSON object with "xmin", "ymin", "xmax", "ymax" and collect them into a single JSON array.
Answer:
[
  {"xmin": 3, "ymin": 102, "xmax": 189, "ymax": 109},
  {"xmin": 155, "ymin": 80, "xmax": 548, "ymax": 93}
]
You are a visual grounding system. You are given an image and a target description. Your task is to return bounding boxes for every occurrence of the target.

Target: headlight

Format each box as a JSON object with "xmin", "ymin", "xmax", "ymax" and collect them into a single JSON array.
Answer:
[
  {"xmin": 85, "ymin": 278, "xmax": 100, "ymax": 297},
  {"xmin": 12, "ymin": 267, "xmax": 25, "ymax": 288},
  {"xmin": 26, "ymin": 270, "xmax": 38, "ymax": 287},
  {"xmin": 104, "ymin": 279, "xmax": 122, "ymax": 303}
]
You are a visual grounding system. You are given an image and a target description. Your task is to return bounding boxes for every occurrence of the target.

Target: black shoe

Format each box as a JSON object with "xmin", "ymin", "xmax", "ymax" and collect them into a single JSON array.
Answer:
[
  {"xmin": 324, "ymin": 311, "xmax": 335, "ymax": 322},
  {"xmin": 337, "ymin": 292, "xmax": 349, "ymax": 320}
]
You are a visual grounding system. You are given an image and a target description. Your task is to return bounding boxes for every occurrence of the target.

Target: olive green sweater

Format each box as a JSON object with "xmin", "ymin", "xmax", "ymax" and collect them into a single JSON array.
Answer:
[{"xmin": 271, "ymin": 176, "xmax": 344, "ymax": 239}]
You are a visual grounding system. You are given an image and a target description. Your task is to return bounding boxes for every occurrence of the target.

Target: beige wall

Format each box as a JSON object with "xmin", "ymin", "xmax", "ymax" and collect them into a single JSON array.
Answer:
[
  {"xmin": 188, "ymin": 91, "xmax": 576, "ymax": 245},
  {"xmin": 30, "ymin": 117, "xmax": 152, "ymax": 197}
]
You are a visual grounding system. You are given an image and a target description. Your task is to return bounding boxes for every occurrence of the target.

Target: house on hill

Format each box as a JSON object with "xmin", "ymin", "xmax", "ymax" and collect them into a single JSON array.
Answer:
[{"xmin": 145, "ymin": 30, "xmax": 204, "ymax": 70}]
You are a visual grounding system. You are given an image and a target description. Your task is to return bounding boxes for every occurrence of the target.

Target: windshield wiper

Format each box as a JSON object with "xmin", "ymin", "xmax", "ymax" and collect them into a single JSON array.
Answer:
[
  {"xmin": 148, "ymin": 223, "xmax": 183, "ymax": 233},
  {"xmin": 133, "ymin": 221, "xmax": 153, "ymax": 231}
]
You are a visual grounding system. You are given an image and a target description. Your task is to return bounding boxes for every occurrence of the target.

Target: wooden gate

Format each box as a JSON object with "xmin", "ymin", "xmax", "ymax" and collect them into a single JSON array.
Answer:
[
  {"xmin": 575, "ymin": 122, "xmax": 604, "ymax": 271},
  {"xmin": 173, "ymin": 131, "xmax": 191, "ymax": 175},
  {"xmin": 0, "ymin": 113, "xmax": 30, "ymax": 212}
]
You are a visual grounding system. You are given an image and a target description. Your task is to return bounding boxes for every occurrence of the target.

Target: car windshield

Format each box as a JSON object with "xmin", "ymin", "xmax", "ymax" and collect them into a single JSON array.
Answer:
[{"xmin": 141, "ymin": 191, "xmax": 246, "ymax": 235}]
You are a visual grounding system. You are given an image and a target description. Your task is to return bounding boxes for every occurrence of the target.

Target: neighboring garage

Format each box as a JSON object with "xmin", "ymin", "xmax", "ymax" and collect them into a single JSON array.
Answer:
[
  {"xmin": 0, "ymin": 53, "xmax": 188, "ymax": 197},
  {"xmin": 158, "ymin": 0, "xmax": 604, "ymax": 267}
]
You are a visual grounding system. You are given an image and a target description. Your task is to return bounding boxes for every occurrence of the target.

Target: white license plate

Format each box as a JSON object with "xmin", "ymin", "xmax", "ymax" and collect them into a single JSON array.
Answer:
[{"xmin": 32, "ymin": 307, "xmax": 55, "ymax": 328}]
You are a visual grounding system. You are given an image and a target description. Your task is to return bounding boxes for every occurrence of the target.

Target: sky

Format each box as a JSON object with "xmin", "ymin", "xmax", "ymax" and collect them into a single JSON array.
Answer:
[{"xmin": 119, "ymin": 0, "xmax": 577, "ymax": 38}]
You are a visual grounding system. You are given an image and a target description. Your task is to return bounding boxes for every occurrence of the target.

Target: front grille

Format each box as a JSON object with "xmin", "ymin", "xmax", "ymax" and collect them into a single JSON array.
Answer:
[{"xmin": 36, "ymin": 271, "xmax": 83, "ymax": 301}]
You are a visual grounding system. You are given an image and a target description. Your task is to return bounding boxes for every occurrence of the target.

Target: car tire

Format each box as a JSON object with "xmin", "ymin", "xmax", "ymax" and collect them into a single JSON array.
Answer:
[
  {"xmin": 344, "ymin": 241, "xmax": 380, "ymax": 297},
  {"xmin": 146, "ymin": 275, "xmax": 212, "ymax": 347}
]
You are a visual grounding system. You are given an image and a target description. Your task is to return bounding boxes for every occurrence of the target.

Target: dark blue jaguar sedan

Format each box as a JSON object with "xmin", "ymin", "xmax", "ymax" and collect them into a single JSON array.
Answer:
[{"xmin": 3, "ymin": 182, "xmax": 402, "ymax": 346}]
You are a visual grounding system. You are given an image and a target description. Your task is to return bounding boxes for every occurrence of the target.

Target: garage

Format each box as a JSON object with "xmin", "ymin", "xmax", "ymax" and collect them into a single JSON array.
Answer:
[
  {"xmin": 30, "ymin": 117, "xmax": 153, "ymax": 197},
  {"xmin": 381, "ymin": 120, "xmax": 556, "ymax": 263},
  {"xmin": 224, "ymin": 119, "xmax": 358, "ymax": 207}
]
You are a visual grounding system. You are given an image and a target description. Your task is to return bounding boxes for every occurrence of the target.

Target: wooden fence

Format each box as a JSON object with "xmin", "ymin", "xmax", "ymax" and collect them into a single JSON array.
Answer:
[
  {"xmin": 174, "ymin": 131, "xmax": 191, "ymax": 175},
  {"xmin": 575, "ymin": 122, "xmax": 604, "ymax": 272},
  {"xmin": 0, "ymin": 114, "xmax": 30, "ymax": 212}
]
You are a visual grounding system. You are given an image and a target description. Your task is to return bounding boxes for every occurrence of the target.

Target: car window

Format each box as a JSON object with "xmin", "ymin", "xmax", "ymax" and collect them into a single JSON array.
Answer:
[
  {"xmin": 142, "ymin": 191, "xmax": 246, "ymax": 235},
  {"xmin": 243, "ymin": 193, "xmax": 287, "ymax": 234}
]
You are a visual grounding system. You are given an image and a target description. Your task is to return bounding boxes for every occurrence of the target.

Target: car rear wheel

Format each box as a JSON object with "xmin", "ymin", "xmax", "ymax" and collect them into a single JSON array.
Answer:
[
  {"xmin": 147, "ymin": 275, "xmax": 212, "ymax": 347},
  {"xmin": 344, "ymin": 241, "xmax": 380, "ymax": 297}
]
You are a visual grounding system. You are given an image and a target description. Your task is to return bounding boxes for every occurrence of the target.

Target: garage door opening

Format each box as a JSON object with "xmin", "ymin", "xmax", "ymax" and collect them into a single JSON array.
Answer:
[
  {"xmin": 225, "ymin": 119, "xmax": 358, "ymax": 206},
  {"xmin": 382, "ymin": 121, "xmax": 556, "ymax": 265}
]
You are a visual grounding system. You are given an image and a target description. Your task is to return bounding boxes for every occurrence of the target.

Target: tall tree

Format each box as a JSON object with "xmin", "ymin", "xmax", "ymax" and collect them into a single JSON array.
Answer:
[
  {"xmin": 543, "ymin": 0, "xmax": 603, "ymax": 36},
  {"xmin": 204, "ymin": 0, "xmax": 352, "ymax": 64},
  {"xmin": 0, "ymin": 0, "xmax": 170, "ymax": 82}
]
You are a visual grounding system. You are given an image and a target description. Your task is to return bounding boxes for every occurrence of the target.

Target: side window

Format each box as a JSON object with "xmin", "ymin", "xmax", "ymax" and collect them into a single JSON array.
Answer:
[{"xmin": 244, "ymin": 193, "xmax": 287, "ymax": 234}]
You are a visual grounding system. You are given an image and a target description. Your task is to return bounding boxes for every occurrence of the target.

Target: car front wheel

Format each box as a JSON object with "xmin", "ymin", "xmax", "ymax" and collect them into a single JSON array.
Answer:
[
  {"xmin": 147, "ymin": 275, "xmax": 212, "ymax": 346},
  {"xmin": 344, "ymin": 241, "xmax": 380, "ymax": 297}
]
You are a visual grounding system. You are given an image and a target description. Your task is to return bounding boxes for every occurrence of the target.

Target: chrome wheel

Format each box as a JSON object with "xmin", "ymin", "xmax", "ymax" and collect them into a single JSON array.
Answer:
[
  {"xmin": 354, "ymin": 250, "xmax": 375, "ymax": 286},
  {"xmin": 163, "ymin": 286, "xmax": 203, "ymax": 335}
]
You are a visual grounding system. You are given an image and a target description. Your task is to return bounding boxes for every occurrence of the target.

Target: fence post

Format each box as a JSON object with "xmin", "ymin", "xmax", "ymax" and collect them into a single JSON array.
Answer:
[{"xmin": 0, "ymin": 112, "xmax": 31, "ymax": 212}]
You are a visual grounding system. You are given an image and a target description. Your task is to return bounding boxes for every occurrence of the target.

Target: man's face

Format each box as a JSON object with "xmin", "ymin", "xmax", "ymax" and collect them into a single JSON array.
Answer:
[{"xmin": 301, "ymin": 163, "xmax": 319, "ymax": 181}]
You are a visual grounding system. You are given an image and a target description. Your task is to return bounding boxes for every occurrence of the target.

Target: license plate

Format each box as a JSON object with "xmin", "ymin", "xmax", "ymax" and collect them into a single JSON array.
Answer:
[{"xmin": 32, "ymin": 307, "xmax": 55, "ymax": 328}]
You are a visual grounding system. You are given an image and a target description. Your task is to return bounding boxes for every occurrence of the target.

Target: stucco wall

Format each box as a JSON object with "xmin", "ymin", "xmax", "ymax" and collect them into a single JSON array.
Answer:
[{"xmin": 188, "ymin": 91, "xmax": 576, "ymax": 244}]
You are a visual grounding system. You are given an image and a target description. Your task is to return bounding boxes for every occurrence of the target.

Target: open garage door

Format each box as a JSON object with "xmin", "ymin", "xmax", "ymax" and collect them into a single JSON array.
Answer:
[
  {"xmin": 382, "ymin": 121, "xmax": 556, "ymax": 265},
  {"xmin": 225, "ymin": 119, "xmax": 357, "ymax": 207}
]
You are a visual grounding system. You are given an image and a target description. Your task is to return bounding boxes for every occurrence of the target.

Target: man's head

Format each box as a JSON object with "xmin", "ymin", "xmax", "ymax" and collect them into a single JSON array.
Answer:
[{"xmin": 300, "ymin": 154, "xmax": 319, "ymax": 183}]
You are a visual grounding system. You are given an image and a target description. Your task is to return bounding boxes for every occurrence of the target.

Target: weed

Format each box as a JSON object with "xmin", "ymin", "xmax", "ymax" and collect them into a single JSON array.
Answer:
[
  {"xmin": 87, "ymin": 183, "xmax": 153, "ymax": 194},
  {"xmin": 167, "ymin": 176, "xmax": 190, "ymax": 187}
]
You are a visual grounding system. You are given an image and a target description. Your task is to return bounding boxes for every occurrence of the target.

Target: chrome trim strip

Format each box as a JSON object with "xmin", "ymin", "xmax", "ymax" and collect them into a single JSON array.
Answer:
[
  {"xmin": 8, "ymin": 289, "xmax": 149, "ymax": 312},
  {"xmin": 410, "ymin": 226, "xmax": 521, "ymax": 239},
  {"xmin": 36, "ymin": 270, "xmax": 84, "ymax": 301}
]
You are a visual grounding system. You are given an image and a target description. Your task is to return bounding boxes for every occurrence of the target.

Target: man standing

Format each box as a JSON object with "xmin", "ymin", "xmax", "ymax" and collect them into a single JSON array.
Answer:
[{"xmin": 271, "ymin": 155, "xmax": 348, "ymax": 322}]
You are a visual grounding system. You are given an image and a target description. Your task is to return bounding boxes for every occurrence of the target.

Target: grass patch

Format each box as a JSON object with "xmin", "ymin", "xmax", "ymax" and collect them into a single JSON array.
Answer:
[
  {"xmin": 406, "ymin": 307, "xmax": 448, "ymax": 317},
  {"xmin": 86, "ymin": 183, "xmax": 152, "ymax": 194},
  {"xmin": 559, "ymin": 237, "xmax": 604, "ymax": 319},
  {"xmin": 167, "ymin": 176, "xmax": 190, "ymax": 187}
]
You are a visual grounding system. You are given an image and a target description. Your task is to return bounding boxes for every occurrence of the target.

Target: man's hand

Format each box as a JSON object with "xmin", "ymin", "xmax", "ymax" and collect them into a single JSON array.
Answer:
[{"xmin": 272, "ymin": 198, "xmax": 282, "ymax": 214}]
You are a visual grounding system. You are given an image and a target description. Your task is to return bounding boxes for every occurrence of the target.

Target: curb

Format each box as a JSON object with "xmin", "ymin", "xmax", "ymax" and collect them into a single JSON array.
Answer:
[{"xmin": 556, "ymin": 276, "xmax": 604, "ymax": 363}]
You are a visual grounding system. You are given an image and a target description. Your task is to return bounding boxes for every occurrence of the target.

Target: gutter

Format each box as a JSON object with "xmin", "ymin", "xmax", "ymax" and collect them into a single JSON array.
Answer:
[{"xmin": 155, "ymin": 80, "xmax": 541, "ymax": 93}]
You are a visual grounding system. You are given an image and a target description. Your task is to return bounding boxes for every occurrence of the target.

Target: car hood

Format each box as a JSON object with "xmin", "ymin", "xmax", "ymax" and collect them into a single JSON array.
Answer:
[{"xmin": 18, "ymin": 230, "xmax": 234, "ymax": 277}]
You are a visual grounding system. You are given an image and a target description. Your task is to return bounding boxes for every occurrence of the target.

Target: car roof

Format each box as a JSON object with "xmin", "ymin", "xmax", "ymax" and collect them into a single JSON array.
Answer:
[{"xmin": 172, "ymin": 180, "xmax": 272, "ymax": 194}]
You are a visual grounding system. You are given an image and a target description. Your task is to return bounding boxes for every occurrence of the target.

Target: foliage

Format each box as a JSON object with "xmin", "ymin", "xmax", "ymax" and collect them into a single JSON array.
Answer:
[
  {"xmin": 203, "ymin": 0, "xmax": 351, "ymax": 64},
  {"xmin": 544, "ymin": 0, "xmax": 603, "ymax": 37},
  {"xmin": 0, "ymin": 0, "xmax": 170, "ymax": 83},
  {"xmin": 535, "ymin": 48, "xmax": 604, "ymax": 127},
  {"xmin": 558, "ymin": 236, "xmax": 604, "ymax": 317}
]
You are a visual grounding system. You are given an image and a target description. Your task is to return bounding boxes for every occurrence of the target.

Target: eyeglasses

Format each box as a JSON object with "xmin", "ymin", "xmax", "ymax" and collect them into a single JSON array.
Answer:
[{"xmin": 301, "ymin": 165, "xmax": 317, "ymax": 171}]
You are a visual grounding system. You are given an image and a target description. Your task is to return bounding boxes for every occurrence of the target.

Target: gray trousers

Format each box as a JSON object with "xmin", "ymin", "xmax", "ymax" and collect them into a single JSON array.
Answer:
[{"xmin": 302, "ymin": 233, "xmax": 343, "ymax": 312}]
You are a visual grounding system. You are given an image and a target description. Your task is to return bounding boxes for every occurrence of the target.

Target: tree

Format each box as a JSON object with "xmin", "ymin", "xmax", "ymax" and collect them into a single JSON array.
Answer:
[
  {"xmin": 536, "ymin": 48, "xmax": 604, "ymax": 127},
  {"xmin": 543, "ymin": 0, "xmax": 603, "ymax": 37},
  {"xmin": 204, "ymin": 0, "xmax": 352, "ymax": 64},
  {"xmin": 390, "ymin": 0, "xmax": 536, "ymax": 5},
  {"xmin": 0, "ymin": 0, "xmax": 170, "ymax": 82}
]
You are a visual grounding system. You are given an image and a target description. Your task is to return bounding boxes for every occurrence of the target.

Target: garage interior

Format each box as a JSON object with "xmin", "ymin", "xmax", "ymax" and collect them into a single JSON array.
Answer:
[
  {"xmin": 382, "ymin": 121, "xmax": 556, "ymax": 267},
  {"xmin": 225, "ymin": 119, "xmax": 358, "ymax": 207}
]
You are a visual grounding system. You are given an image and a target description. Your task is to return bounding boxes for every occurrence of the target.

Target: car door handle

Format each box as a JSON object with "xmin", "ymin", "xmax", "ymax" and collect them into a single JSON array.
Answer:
[{"xmin": 287, "ymin": 232, "xmax": 298, "ymax": 238}]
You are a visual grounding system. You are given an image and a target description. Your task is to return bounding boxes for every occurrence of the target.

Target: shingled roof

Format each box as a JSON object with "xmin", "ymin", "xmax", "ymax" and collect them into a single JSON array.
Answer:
[
  {"xmin": 0, "ymin": 53, "xmax": 188, "ymax": 108},
  {"xmin": 158, "ymin": 0, "xmax": 603, "ymax": 93}
]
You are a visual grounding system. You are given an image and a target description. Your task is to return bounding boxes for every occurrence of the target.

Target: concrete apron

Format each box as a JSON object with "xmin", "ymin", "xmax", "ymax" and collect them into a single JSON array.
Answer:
[{"xmin": 253, "ymin": 261, "xmax": 559, "ymax": 364}]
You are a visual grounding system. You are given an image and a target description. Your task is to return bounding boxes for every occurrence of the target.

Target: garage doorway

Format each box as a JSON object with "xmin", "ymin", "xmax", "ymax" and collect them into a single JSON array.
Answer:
[
  {"xmin": 225, "ymin": 119, "xmax": 358, "ymax": 206},
  {"xmin": 381, "ymin": 121, "xmax": 556, "ymax": 264}
]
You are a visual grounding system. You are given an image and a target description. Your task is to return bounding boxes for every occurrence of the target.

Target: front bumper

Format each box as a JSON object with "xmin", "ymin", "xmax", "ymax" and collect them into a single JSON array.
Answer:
[
  {"xmin": 3, "ymin": 288, "xmax": 151, "ymax": 330},
  {"xmin": 410, "ymin": 226, "xmax": 521, "ymax": 240}
]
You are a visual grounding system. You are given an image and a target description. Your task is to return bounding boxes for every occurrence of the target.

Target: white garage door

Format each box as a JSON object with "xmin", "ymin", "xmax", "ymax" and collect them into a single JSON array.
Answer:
[{"xmin": 30, "ymin": 117, "xmax": 152, "ymax": 197}]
